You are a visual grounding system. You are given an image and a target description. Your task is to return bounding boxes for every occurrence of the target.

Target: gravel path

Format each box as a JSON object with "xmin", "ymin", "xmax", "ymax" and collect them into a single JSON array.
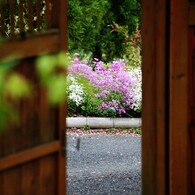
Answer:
[{"xmin": 67, "ymin": 130, "xmax": 141, "ymax": 195}]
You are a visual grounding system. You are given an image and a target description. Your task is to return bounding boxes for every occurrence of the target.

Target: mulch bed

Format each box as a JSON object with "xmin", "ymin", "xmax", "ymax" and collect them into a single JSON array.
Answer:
[{"xmin": 66, "ymin": 127, "xmax": 141, "ymax": 136}]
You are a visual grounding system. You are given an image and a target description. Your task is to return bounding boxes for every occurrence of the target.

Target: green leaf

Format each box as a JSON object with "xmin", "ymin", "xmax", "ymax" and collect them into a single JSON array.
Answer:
[
  {"xmin": 5, "ymin": 74, "xmax": 31, "ymax": 98},
  {"xmin": 55, "ymin": 52, "xmax": 71, "ymax": 68},
  {"xmin": 47, "ymin": 75, "xmax": 67, "ymax": 104},
  {"xmin": 36, "ymin": 55, "xmax": 56, "ymax": 81}
]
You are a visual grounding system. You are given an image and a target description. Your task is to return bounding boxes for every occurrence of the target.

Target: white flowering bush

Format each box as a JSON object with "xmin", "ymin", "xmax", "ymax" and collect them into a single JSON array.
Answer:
[
  {"xmin": 129, "ymin": 67, "xmax": 142, "ymax": 112},
  {"xmin": 67, "ymin": 76, "xmax": 84, "ymax": 106}
]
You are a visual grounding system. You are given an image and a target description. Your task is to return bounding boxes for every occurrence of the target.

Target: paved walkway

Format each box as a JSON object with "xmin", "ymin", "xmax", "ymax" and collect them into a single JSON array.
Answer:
[{"xmin": 67, "ymin": 133, "xmax": 141, "ymax": 195}]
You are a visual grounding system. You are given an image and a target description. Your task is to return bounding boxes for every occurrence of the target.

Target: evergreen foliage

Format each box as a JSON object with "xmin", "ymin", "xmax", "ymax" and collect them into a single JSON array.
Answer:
[
  {"xmin": 68, "ymin": 0, "xmax": 108, "ymax": 56},
  {"xmin": 68, "ymin": 0, "xmax": 141, "ymax": 62}
]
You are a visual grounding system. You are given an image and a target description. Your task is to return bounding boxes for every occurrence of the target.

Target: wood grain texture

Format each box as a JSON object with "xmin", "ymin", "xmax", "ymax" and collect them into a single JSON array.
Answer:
[
  {"xmin": 0, "ymin": 141, "xmax": 60, "ymax": 171},
  {"xmin": 141, "ymin": 1, "xmax": 156, "ymax": 192},
  {"xmin": 9, "ymin": 0, "xmax": 15, "ymax": 35},
  {"xmin": 189, "ymin": 6, "xmax": 195, "ymax": 26},
  {"xmin": 39, "ymin": 155, "xmax": 56, "ymax": 195},
  {"xmin": 0, "ymin": 0, "xmax": 6, "ymax": 35},
  {"xmin": 142, "ymin": 0, "xmax": 168, "ymax": 194},
  {"xmin": 21, "ymin": 160, "xmax": 40, "ymax": 195},
  {"xmin": 188, "ymin": 27, "xmax": 195, "ymax": 194},
  {"xmin": 45, "ymin": 0, "xmax": 52, "ymax": 29},
  {"xmin": 28, "ymin": 0, "xmax": 33, "ymax": 32},
  {"xmin": 0, "ymin": 1, "xmax": 68, "ymax": 194},
  {"xmin": 0, "ymin": 33, "xmax": 59, "ymax": 60},
  {"xmin": 3, "ymin": 166, "xmax": 22, "ymax": 195},
  {"xmin": 169, "ymin": 0, "xmax": 188, "ymax": 194}
]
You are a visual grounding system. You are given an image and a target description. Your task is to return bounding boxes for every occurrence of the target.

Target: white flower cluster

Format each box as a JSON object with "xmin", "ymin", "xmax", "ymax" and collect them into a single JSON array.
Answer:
[
  {"xmin": 67, "ymin": 76, "xmax": 84, "ymax": 106},
  {"xmin": 129, "ymin": 67, "xmax": 142, "ymax": 111}
]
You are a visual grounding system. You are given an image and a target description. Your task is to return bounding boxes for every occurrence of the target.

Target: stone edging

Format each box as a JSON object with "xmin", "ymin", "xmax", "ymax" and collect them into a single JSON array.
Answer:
[{"xmin": 66, "ymin": 117, "xmax": 141, "ymax": 128}]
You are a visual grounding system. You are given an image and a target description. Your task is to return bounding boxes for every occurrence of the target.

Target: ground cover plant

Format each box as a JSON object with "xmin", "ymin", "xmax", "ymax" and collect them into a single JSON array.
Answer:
[{"xmin": 67, "ymin": 55, "xmax": 142, "ymax": 118}]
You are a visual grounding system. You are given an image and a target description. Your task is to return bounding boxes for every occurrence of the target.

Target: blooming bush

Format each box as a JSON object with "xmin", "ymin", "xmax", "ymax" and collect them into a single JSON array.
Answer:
[
  {"xmin": 67, "ymin": 55, "xmax": 142, "ymax": 117},
  {"xmin": 67, "ymin": 76, "xmax": 84, "ymax": 106},
  {"xmin": 129, "ymin": 67, "xmax": 142, "ymax": 112}
]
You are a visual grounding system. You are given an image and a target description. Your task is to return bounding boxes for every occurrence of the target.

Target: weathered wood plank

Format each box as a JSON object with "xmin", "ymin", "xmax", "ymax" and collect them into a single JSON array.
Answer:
[
  {"xmin": 188, "ymin": 27, "xmax": 195, "ymax": 195},
  {"xmin": 169, "ymin": 0, "xmax": 188, "ymax": 194},
  {"xmin": 28, "ymin": 0, "xmax": 33, "ymax": 32},
  {"xmin": 0, "ymin": 33, "xmax": 59, "ymax": 59},
  {"xmin": 9, "ymin": 0, "xmax": 15, "ymax": 35},
  {"xmin": 19, "ymin": 0, "xmax": 25, "ymax": 34},
  {"xmin": 45, "ymin": 0, "xmax": 52, "ymax": 29},
  {"xmin": 155, "ymin": 1, "xmax": 169, "ymax": 195},
  {"xmin": 189, "ymin": 6, "xmax": 195, "ymax": 25},
  {"xmin": 142, "ymin": 0, "xmax": 169, "ymax": 194},
  {"xmin": 56, "ymin": 1, "xmax": 67, "ymax": 193},
  {"xmin": 0, "ymin": 0, "xmax": 6, "ymax": 36},
  {"xmin": 3, "ymin": 166, "xmax": 22, "ymax": 195},
  {"xmin": 21, "ymin": 161, "xmax": 39, "ymax": 195},
  {"xmin": 0, "ymin": 141, "xmax": 60, "ymax": 171},
  {"xmin": 141, "ymin": 0, "xmax": 157, "ymax": 194},
  {"xmin": 36, "ymin": 0, "xmax": 42, "ymax": 31},
  {"xmin": 39, "ymin": 155, "xmax": 56, "ymax": 195},
  {"xmin": 59, "ymin": 0, "xmax": 68, "ymax": 50}
]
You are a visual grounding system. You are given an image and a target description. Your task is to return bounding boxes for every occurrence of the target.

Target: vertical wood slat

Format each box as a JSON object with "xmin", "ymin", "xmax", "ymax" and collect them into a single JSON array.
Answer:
[
  {"xmin": 20, "ymin": 60, "xmax": 39, "ymax": 149},
  {"xmin": 51, "ymin": 0, "xmax": 67, "ymax": 49},
  {"xmin": 37, "ymin": 0, "xmax": 42, "ymax": 31},
  {"xmin": 28, "ymin": 0, "xmax": 33, "ymax": 32},
  {"xmin": 188, "ymin": 27, "xmax": 195, "ymax": 195},
  {"xmin": 59, "ymin": 0, "xmax": 68, "ymax": 51},
  {"xmin": 57, "ymin": 1, "xmax": 68, "ymax": 193},
  {"xmin": 39, "ymin": 155, "xmax": 56, "ymax": 195},
  {"xmin": 0, "ymin": 172, "xmax": 4, "ymax": 195},
  {"xmin": 21, "ymin": 161, "xmax": 39, "ymax": 195},
  {"xmin": 45, "ymin": 0, "xmax": 52, "ymax": 29},
  {"xmin": 19, "ymin": 0, "xmax": 25, "ymax": 34},
  {"xmin": 9, "ymin": 0, "xmax": 15, "ymax": 35},
  {"xmin": 142, "ymin": 0, "xmax": 169, "ymax": 194},
  {"xmin": 51, "ymin": 0, "xmax": 58, "ymax": 28},
  {"xmin": 0, "ymin": 0, "xmax": 6, "ymax": 35},
  {"xmin": 39, "ymin": 87, "xmax": 49, "ymax": 143},
  {"xmin": 155, "ymin": 1, "xmax": 169, "ymax": 195},
  {"xmin": 3, "ymin": 166, "xmax": 22, "ymax": 195},
  {"xmin": 57, "ymin": 104, "xmax": 66, "ymax": 195},
  {"xmin": 141, "ymin": 0, "xmax": 157, "ymax": 194},
  {"xmin": 1, "ymin": 155, "xmax": 57, "ymax": 194},
  {"xmin": 169, "ymin": 0, "xmax": 188, "ymax": 194}
]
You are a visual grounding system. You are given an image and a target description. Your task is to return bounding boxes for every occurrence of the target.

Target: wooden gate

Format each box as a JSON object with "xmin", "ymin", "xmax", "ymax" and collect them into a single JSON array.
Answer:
[
  {"xmin": 142, "ymin": 0, "xmax": 195, "ymax": 194},
  {"xmin": 0, "ymin": 1, "xmax": 67, "ymax": 194}
]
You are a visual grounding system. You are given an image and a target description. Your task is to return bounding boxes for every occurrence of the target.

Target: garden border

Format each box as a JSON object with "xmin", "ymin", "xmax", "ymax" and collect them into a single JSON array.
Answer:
[{"xmin": 66, "ymin": 117, "xmax": 141, "ymax": 128}]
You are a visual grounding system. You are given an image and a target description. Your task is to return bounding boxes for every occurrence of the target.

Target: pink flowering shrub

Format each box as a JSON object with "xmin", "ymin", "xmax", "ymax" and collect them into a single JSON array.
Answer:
[{"xmin": 67, "ymin": 56, "xmax": 142, "ymax": 117}]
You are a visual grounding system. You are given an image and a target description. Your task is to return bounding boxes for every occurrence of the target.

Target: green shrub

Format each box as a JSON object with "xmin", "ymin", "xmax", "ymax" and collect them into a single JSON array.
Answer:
[
  {"xmin": 68, "ymin": 0, "xmax": 108, "ymax": 55},
  {"xmin": 68, "ymin": 0, "xmax": 141, "ymax": 62},
  {"xmin": 81, "ymin": 94, "xmax": 103, "ymax": 116},
  {"xmin": 123, "ymin": 27, "xmax": 142, "ymax": 70}
]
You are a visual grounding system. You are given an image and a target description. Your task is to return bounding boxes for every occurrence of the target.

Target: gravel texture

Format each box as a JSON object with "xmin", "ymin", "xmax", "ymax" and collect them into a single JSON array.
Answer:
[{"xmin": 66, "ymin": 129, "xmax": 141, "ymax": 195}]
